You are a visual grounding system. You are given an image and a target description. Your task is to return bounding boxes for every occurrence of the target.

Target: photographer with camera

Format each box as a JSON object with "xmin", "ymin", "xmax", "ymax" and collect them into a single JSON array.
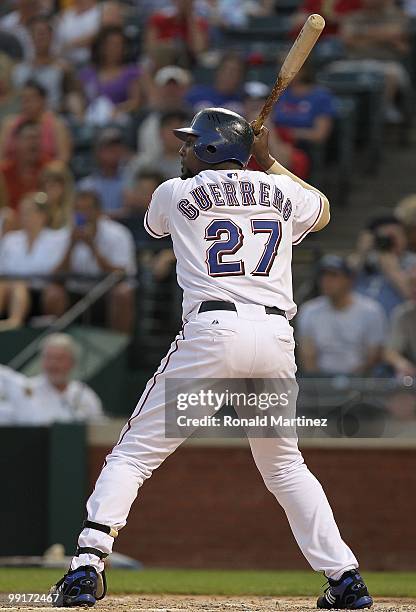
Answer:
[{"xmin": 351, "ymin": 215, "xmax": 416, "ymax": 317}]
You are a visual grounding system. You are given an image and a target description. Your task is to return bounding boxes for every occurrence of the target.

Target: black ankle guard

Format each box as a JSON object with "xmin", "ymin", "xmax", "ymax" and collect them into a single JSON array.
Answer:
[
  {"xmin": 75, "ymin": 546, "xmax": 108, "ymax": 560},
  {"xmin": 83, "ymin": 520, "xmax": 118, "ymax": 538}
]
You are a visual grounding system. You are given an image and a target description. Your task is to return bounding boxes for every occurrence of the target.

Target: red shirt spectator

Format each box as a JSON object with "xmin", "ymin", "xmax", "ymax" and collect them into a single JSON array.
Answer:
[
  {"xmin": 0, "ymin": 80, "xmax": 72, "ymax": 164},
  {"xmin": 0, "ymin": 121, "xmax": 52, "ymax": 210},
  {"xmin": 145, "ymin": 0, "xmax": 209, "ymax": 65},
  {"xmin": 292, "ymin": 0, "xmax": 362, "ymax": 37}
]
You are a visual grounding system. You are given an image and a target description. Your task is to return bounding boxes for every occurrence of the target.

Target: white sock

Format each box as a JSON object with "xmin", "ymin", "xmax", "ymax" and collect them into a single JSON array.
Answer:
[{"xmin": 326, "ymin": 565, "xmax": 358, "ymax": 582}]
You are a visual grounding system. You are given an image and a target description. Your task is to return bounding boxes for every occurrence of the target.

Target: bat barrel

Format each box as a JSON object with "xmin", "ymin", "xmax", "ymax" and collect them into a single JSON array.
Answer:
[{"xmin": 251, "ymin": 13, "xmax": 325, "ymax": 135}]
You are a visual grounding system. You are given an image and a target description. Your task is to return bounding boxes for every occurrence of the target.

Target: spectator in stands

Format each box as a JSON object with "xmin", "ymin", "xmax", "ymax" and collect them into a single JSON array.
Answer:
[
  {"xmin": 197, "ymin": 0, "xmax": 275, "ymax": 29},
  {"xmin": 186, "ymin": 51, "xmax": 245, "ymax": 114},
  {"xmin": 101, "ymin": 1, "xmax": 125, "ymax": 27},
  {"xmin": 138, "ymin": 65, "xmax": 192, "ymax": 156},
  {"xmin": 0, "ymin": 121, "xmax": 51, "ymax": 210},
  {"xmin": 403, "ymin": 0, "xmax": 416, "ymax": 16},
  {"xmin": 297, "ymin": 255, "xmax": 386, "ymax": 375},
  {"xmin": 120, "ymin": 169, "xmax": 166, "ymax": 248},
  {"xmin": 0, "ymin": 53, "xmax": 21, "ymax": 124},
  {"xmin": 0, "ymin": 192, "xmax": 68, "ymax": 331},
  {"xmin": 54, "ymin": 0, "xmax": 101, "ymax": 66},
  {"xmin": 145, "ymin": 0, "xmax": 209, "ymax": 67},
  {"xmin": 292, "ymin": 0, "xmax": 361, "ymax": 38},
  {"xmin": 79, "ymin": 26, "xmax": 141, "ymax": 117},
  {"xmin": 0, "ymin": 334, "xmax": 103, "ymax": 425},
  {"xmin": 120, "ymin": 166, "xmax": 176, "ymax": 280},
  {"xmin": 40, "ymin": 160, "xmax": 74, "ymax": 229},
  {"xmin": 395, "ymin": 195, "xmax": 416, "ymax": 254},
  {"xmin": 79, "ymin": 126, "xmax": 130, "ymax": 216},
  {"xmin": 384, "ymin": 267, "xmax": 416, "ymax": 378},
  {"xmin": 273, "ymin": 64, "xmax": 336, "ymax": 149},
  {"xmin": 353, "ymin": 215, "xmax": 416, "ymax": 317},
  {"xmin": 338, "ymin": 0, "xmax": 410, "ymax": 123},
  {"xmin": 13, "ymin": 15, "xmax": 75, "ymax": 111},
  {"xmin": 0, "ymin": 0, "xmax": 41, "ymax": 60},
  {"xmin": 244, "ymin": 81, "xmax": 310, "ymax": 179},
  {"xmin": 124, "ymin": 110, "xmax": 189, "ymax": 185},
  {"xmin": 0, "ymin": 80, "xmax": 72, "ymax": 164},
  {"xmin": 136, "ymin": 0, "xmax": 173, "ymax": 20},
  {"xmin": 0, "ymin": 365, "xmax": 26, "ymax": 425},
  {"xmin": 45, "ymin": 190, "xmax": 137, "ymax": 333}
]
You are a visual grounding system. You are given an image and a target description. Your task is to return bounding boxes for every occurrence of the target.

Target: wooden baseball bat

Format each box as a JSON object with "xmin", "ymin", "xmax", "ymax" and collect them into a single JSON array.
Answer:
[{"xmin": 251, "ymin": 14, "xmax": 325, "ymax": 135}]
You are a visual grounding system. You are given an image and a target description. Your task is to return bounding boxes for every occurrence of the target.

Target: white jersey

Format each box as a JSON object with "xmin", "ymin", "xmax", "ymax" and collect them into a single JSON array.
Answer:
[{"xmin": 145, "ymin": 169, "xmax": 323, "ymax": 320}]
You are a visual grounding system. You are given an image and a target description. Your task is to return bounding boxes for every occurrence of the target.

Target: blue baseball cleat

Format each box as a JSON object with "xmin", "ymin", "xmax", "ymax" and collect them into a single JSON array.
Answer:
[
  {"xmin": 51, "ymin": 565, "xmax": 106, "ymax": 607},
  {"xmin": 317, "ymin": 569, "xmax": 373, "ymax": 609}
]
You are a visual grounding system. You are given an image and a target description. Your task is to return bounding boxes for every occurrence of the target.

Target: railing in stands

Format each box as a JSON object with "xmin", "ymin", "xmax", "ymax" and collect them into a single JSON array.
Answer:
[{"xmin": 7, "ymin": 271, "xmax": 125, "ymax": 371}]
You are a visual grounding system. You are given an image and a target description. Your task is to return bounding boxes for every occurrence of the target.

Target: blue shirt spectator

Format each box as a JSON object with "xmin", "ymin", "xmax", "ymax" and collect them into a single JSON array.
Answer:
[
  {"xmin": 80, "ymin": 172, "xmax": 124, "ymax": 215},
  {"xmin": 273, "ymin": 86, "xmax": 336, "ymax": 130},
  {"xmin": 273, "ymin": 65, "xmax": 336, "ymax": 146},
  {"xmin": 185, "ymin": 51, "xmax": 245, "ymax": 115},
  {"xmin": 186, "ymin": 84, "xmax": 244, "ymax": 114},
  {"xmin": 297, "ymin": 255, "xmax": 387, "ymax": 375},
  {"xmin": 79, "ymin": 126, "xmax": 129, "ymax": 216}
]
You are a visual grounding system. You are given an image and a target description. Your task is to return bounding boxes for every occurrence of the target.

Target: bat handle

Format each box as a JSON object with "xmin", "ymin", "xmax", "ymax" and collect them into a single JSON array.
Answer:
[
  {"xmin": 251, "ymin": 78, "xmax": 285, "ymax": 135},
  {"xmin": 251, "ymin": 116, "xmax": 264, "ymax": 136}
]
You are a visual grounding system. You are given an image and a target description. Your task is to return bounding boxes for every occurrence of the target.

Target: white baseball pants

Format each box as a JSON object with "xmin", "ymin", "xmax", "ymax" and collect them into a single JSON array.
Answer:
[{"xmin": 72, "ymin": 303, "xmax": 358, "ymax": 578}]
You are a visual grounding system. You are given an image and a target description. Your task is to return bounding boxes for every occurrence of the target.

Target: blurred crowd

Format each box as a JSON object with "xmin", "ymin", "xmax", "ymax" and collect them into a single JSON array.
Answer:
[
  {"xmin": 297, "ymin": 198, "xmax": 416, "ymax": 383},
  {"xmin": 0, "ymin": 0, "xmax": 415, "ymax": 424}
]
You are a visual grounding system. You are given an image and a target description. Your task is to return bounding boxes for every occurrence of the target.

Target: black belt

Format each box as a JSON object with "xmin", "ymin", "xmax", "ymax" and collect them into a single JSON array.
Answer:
[{"xmin": 198, "ymin": 300, "xmax": 286, "ymax": 318}]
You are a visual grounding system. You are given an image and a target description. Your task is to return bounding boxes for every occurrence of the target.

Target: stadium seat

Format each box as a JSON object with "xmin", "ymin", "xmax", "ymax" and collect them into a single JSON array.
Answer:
[
  {"xmin": 311, "ymin": 37, "xmax": 346, "ymax": 68},
  {"xmin": 223, "ymin": 15, "xmax": 291, "ymax": 44},
  {"xmin": 317, "ymin": 69, "xmax": 385, "ymax": 173},
  {"xmin": 132, "ymin": 254, "xmax": 182, "ymax": 370},
  {"xmin": 246, "ymin": 64, "xmax": 280, "ymax": 86},
  {"xmin": 324, "ymin": 97, "xmax": 357, "ymax": 207},
  {"xmin": 274, "ymin": 0, "xmax": 303, "ymax": 15}
]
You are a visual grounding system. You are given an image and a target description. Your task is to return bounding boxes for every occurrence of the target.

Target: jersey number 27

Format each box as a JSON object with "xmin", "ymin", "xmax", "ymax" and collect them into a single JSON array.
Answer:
[{"xmin": 205, "ymin": 219, "xmax": 282, "ymax": 277}]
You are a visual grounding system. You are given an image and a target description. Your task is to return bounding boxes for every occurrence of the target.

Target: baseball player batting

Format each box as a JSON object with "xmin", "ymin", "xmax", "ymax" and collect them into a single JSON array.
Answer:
[{"xmin": 52, "ymin": 109, "xmax": 373, "ymax": 609}]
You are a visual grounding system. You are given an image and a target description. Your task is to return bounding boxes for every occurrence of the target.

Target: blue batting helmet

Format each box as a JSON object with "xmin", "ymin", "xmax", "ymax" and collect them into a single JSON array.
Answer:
[{"xmin": 173, "ymin": 107, "xmax": 254, "ymax": 167}]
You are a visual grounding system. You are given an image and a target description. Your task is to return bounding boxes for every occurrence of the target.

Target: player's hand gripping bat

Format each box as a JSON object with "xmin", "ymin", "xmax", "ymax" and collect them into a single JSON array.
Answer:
[{"xmin": 251, "ymin": 14, "xmax": 326, "ymax": 135}]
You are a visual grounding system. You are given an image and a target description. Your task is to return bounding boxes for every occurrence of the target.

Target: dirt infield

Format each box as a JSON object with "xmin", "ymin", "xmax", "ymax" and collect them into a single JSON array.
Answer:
[{"xmin": 4, "ymin": 596, "xmax": 416, "ymax": 611}]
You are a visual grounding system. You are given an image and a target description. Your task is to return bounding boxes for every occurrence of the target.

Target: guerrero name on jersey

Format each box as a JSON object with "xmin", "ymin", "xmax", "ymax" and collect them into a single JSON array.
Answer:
[{"xmin": 145, "ymin": 169, "xmax": 323, "ymax": 319}]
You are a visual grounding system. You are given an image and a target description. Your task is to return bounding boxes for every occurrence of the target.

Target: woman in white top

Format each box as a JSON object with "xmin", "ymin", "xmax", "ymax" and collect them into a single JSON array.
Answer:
[
  {"xmin": 0, "ymin": 191, "xmax": 67, "ymax": 330},
  {"xmin": 54, "ymin": 0, "xmax": 101, "ymax": 66}
]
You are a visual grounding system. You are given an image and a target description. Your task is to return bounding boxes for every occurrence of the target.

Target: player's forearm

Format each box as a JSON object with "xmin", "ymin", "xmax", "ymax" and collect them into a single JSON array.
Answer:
[
  {"xmin": 378, "ymin": 254, "xmax": 412, "ymax": 299},
  {"xmin": 265, "ymin": 156, "xmax": 327, "ymax": 201},
  {"xmin": 383, "ymin": 348, "xmax": 416, "ymax": 374},
  {"xmin": 264, "ymin": 156, "xmax": 330, "ymax": 230}
]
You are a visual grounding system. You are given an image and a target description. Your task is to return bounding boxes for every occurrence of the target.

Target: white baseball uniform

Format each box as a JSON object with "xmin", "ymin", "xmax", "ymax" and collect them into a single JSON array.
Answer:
[{"xmin": 72, "ymin": 168, "xmax": 358, "ymax": 579}]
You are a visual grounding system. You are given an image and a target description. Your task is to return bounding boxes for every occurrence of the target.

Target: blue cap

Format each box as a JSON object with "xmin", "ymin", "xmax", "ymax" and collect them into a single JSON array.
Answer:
[{"xmin": 319, "ymin": 255, "xmax": 353, "ymax": 276}]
